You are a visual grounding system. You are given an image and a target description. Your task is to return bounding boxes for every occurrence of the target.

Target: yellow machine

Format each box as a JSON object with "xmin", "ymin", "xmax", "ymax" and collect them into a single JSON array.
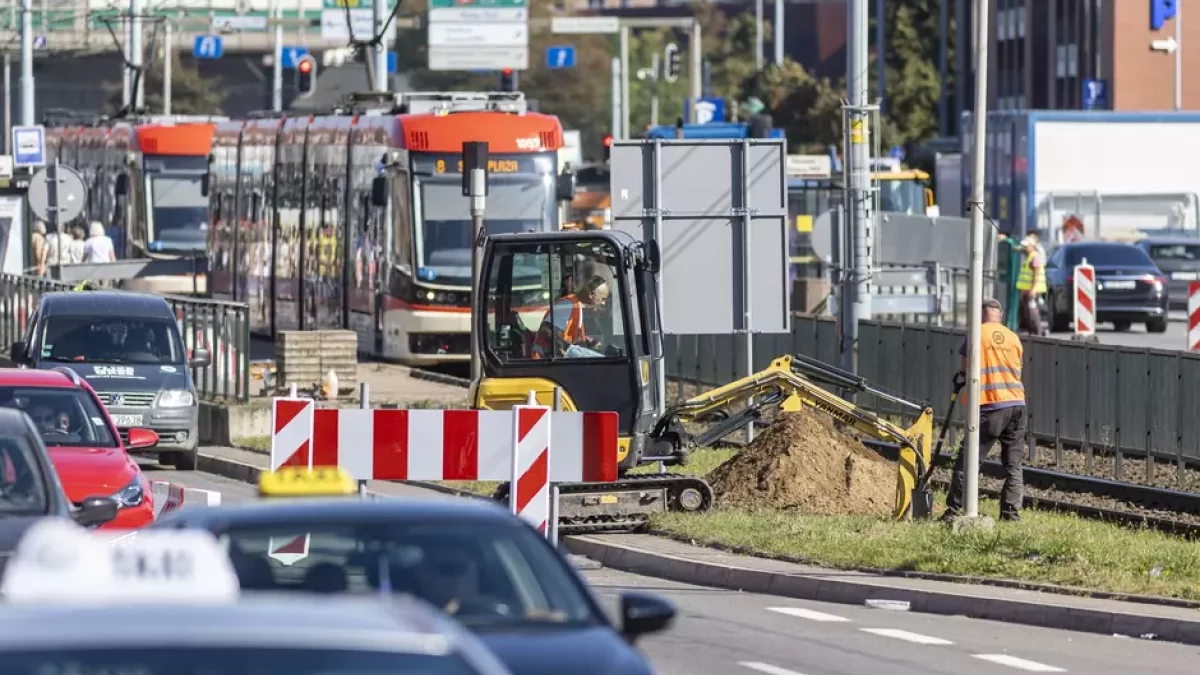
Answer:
[
  {"xmin": 258, "ymin": 466, "xmax": 358, "ymax": 498},
  {"xmin": 469, "ymin": 229, "xmax": 938, "ymax": 533},
  {"xmin": 875, "ymin": 169, "xmax": 937, "ymax": 216}
]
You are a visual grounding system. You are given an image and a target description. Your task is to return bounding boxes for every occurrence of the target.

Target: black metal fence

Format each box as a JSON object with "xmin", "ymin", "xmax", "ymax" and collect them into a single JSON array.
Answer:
[
  {"xmin": 0, "ymin": 273, "xmax": 252, "ymax": 402},
  {"xmin": 664, "ymin": 314, "xmax": 1200, "ymax": 481}
]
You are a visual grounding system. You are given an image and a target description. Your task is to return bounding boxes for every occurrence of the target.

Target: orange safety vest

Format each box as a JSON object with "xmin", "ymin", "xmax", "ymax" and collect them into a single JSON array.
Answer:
[
  {"xmin": 961, "ymin": 322, "xmax": 1025, "ymax": 407},
  {"xmin": 531, "ymin": 295, "xmax": 585, "ymax": 359}
]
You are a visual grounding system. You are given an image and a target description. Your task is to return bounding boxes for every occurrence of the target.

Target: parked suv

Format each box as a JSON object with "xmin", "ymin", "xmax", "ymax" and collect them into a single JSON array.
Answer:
[{"xmin": 8, "ymin": 291, "xmax": 210, "ymax": 470}]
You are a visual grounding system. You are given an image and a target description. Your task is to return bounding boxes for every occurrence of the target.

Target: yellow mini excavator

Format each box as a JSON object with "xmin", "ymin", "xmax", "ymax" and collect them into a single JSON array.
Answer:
[{"xmin": 468, "ymin": 229, "xmax": 938, "ymax": 534}]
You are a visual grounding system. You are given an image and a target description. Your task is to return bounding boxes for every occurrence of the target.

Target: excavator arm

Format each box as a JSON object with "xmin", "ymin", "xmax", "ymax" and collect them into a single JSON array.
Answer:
[{"xmin": 652, "ymin": 355, "xmax": 936, "ymax": 520}]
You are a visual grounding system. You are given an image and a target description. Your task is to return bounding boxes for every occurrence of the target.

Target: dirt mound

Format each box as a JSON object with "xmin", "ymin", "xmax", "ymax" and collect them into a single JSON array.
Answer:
[{"xmin": 708, "ymin": 409, "xmax": 895, "ymax": 515}]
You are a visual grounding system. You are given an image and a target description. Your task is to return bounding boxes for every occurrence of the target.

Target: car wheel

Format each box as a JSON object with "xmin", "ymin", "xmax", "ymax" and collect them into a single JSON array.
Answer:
[
  {"xmin": 1146, "ymin": 318, "xmax": 1169, "ymax": 334},
  {"xmin": 1112, "ymin": 321, "xmax": 1132, "ymax": 332},
  {"xmin": 168, "ymin": 449, "xmax": 199, "ymax": 471}
]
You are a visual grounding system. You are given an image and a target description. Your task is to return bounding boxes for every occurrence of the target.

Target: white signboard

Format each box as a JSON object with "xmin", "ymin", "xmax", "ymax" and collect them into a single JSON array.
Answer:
[
  {"xmin": 320, "ymin": 9, "xmax": 396, "ymax": 42},
  {"xmin": 211, "ymin": 16, "xmax": 268, "ymax": 31},
  {"xmin": 551, "ymin": 16, "xmax": 620, "ymax": 34},
  {"xmin": 428, "ymin": 47, "xmax": 529, "ymax": 71},
  {"xmin": 786, "ymin": 154, "xmax": 833, "ymax": 179},
  {"xmin": 428, "ymin": 23, "xmax": 528, "ymax": 47},
  {"xmin": 428, "ymin": 7, "xmax": 527, "ymax": 22}
]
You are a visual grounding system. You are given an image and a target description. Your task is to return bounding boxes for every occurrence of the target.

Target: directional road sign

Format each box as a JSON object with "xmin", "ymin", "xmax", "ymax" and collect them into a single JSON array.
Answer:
[
  {"xmin": 281, "ymin": 46, "xmax": 309, "ymax": 70},
  {"xmin": 551, "ymin": 16, "xmax": 619, "ymax": 34},
  {"xmin": 546, "ymin": 45, "xmax": 574, "ymax": 69},
  {"xmin": 1083, "ymin": 78, "xmax": 1108, "ymax": 110},
  {"xmin": 211, "ymin": 16, "xmax": 268, "ymax": 31},
  {"xmin": 11, "ymin": 125, "xmax": 45, "ymax": 168},
  {"xmin": 427, "ymin": 0, "xmax": 527, "ymax": 71},
  {"xmin": 193, "ymin": 35, "xmax": 223, "ymax": 60}
]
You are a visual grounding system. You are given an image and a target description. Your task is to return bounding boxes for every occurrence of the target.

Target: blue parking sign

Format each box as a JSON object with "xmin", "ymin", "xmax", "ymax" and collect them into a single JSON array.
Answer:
[{"xmin": 546, "ymin": 45, "xmax": 575, "ymax": 69}]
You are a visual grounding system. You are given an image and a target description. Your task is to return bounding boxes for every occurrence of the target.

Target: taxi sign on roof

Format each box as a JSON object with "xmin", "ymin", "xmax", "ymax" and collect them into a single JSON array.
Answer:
[
  {"xmin": 1, "ymin": 519, "xmax": 240, "ymax": 605},
  {"xmin": 258, "ymin": 466, "xmax": 357, "ymax": 498}
]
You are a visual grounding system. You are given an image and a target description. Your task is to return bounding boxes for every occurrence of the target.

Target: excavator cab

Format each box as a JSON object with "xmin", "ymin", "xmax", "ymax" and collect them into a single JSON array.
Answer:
[{"xmin": 470, "ymin": 230, "xmax": 668, "ymax": 471}]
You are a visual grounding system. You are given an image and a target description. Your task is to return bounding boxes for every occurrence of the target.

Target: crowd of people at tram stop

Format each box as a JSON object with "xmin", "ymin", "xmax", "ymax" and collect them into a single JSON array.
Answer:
[
  {"xmin": 1006, "ymin": 213, "xmax": 1086, "ymax": 337},
  {"xmin": 29, "ymin": 220, "xmax": 118, "ymax": 277}
]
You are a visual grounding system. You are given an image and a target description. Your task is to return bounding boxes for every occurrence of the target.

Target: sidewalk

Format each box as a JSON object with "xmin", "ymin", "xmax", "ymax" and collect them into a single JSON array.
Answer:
[{"xmin": 197, "ymin": 445, "xmax": 1200, "ymax": 647}]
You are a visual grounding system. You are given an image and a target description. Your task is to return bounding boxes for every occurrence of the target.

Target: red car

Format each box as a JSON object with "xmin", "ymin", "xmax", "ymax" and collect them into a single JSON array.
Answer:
[{"xmin": 0, "ymin": 367, "xmax": 159, "ymax": 529}]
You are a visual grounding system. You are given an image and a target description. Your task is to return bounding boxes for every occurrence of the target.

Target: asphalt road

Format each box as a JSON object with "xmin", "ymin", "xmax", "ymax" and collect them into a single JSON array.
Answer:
[
  {"xmin": 145, "ymin": 461, "xmax": 1200, "ymax": 675},
  {"xmin": 1044, "ymin": 311, "xmax": 1190, "ymax": 350}
]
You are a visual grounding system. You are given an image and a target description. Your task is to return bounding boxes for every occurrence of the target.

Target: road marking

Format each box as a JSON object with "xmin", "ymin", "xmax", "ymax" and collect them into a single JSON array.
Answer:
[
  {"xmin": 860, "ymin": 628, "xmax": 954, "ymax": 645},
  {"xmin": 767, "ymin": 607, "xmax": 852, "ymax": 622},
  {"xmin": 973, "ymin": 654, "xmax": 1066, "ymax": 672},
  {"xmin": 739, "ymin": 662, "xmax": 808, "ymax": 675}
]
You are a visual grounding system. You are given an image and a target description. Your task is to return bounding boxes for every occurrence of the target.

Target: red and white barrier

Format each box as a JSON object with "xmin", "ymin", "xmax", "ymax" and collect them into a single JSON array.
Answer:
[
  {"xmin": 512, "ymin": 404, "xmax": 551, "ymax": 534},
  {"xmin": 1073, "ymin": 260, "xmax": 1096, "ymax": 337},
  {"xmin": 268, "ymin": 399, "xmax": 619, "ymax": 484},
  {"xmin": 150, "ymin": 481, "xmax": 221, "ymax": 519},
  {"xmin": 1189, "ymin": 282, "xmax": 1200, "ymax": 352}
]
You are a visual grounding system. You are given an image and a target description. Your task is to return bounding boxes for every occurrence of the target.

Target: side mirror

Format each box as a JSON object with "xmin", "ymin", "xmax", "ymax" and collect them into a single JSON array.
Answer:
[
  {"xmin": 125, "ymin": 428, "xmax": 160, "ymax": 450},
  {"xmin": 619, "ymin": 592, "xmax": 675, "ymax": 642},
  {"xmin": 200, "ymin": 172, "xmax": 210, "ymax": 197},
  {"xmin": 190, "ymin": 348, "xmax": 211, "ymax": 369},
  {"xmin": 9, "ymin": 340, "xmax": 26, "ymax": 364},
  {"xmin": 114, "ymin": 173, "xmax": 129, "ymax": 197},
  {"xmin": 73, "ymin": 495, "xmax": 119, "ymax": 527},
  {"xmin": 371, "ymin": 175, "xmax": 389, "ymax": 207},
  {"xmin": 556, "ymin": 170, "xmax": 576, "ymax": 202}
]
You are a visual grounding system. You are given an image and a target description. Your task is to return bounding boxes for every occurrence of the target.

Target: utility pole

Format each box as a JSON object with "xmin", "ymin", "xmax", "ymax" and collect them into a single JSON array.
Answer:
[
  {"xmin": 638, "ymin": 53, "xmax": 660, "ymax": 127},
  {"xmin": 841, "ymin": 0, "xmax": 872, "ymax": 380},
  {"xmin": 130, "ymin": 0, "xmax": 143, "ymax": 111},
  {"xmin": 4, "ymin": 53, "xmax": 11, "ymax": 152},
  {"xmin": 963, "ymin": 0, "xmax": 991, "ymax": 521},
  {"xmin": 876, "ymin": 0, "xmax": 885, "ymax": 116},
  {"xmin": 773, "ymin": 0, "xmax": 783, "ymax": 66},
  {"xmin": 18, "ymin": 0, "xmax": 32, "ymax": 125},
  {"xmin": 610, "ymin": 57, "xmax": 621, "ymax": 140},
  {"xmin": 272, "ymin": 0, "xmax": 283, "ymax": 111},
  {"xmin": 938, "ymin": 0, "xmax": 948, "ymax": 136},
  {"xmin": 163, "ymin": 23, "xmax": 172, "ymax": 115},
  {"xmin": 619, "ymin": 25, "xmax": 630, "ymax": 138},
  {"xmin": 373, "ymin": 0, "xmax": 388, "ymax": 92},
  {"xmin": 755, "ymin": 0, "xmax": 763, "ymax": 71}
]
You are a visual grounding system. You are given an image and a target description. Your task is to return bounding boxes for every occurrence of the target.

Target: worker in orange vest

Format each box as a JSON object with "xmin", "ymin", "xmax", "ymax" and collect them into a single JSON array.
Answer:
[
  {"xmin": 531, "ymin": 275, "xmax": 610, "ymax": 359},
  {"xmin": 944, "ymin": 297, "xmax": 1026, "ymax": 522}
]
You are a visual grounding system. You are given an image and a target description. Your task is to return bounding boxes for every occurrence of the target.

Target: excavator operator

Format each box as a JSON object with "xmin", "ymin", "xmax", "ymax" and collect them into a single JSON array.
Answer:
[{"xmin": 531, "ymin": 274, "xmax": 610, "ymax": 359}]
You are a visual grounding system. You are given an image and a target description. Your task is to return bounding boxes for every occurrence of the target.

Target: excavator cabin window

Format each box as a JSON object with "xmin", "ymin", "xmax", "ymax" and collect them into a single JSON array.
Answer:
[{"xmin": 484, "ymin": 241, "xmax": 633, "ymax": 363}]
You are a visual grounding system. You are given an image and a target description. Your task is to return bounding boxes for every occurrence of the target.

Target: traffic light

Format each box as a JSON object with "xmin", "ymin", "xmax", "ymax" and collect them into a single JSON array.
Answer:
[
  {"xmin": 499, "ymin": 68, "xmax": 518, "ymax": 92},
  {"xmin": 664, "ymin": 43, "xmax": 681, "ymax": 83},
  {"xmin": 295, "ymin": 55, "xmax": 317, "ymax": 98},
  {"xmin": 602, "ymin": 133, "xmax": 613, "ymax": 162}
]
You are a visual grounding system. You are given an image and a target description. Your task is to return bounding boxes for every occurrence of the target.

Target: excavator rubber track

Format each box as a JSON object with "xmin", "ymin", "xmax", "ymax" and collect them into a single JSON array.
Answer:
[{"xmin": 492, "ymin": 473, "xmax": 715, "ymax": 535}]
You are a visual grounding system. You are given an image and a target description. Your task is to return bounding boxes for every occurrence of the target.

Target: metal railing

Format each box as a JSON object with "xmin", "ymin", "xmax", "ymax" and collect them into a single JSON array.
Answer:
[
  {"xmin": 0, "ymin": 273, "xmax": 250, "ymax": 402},
  {"xmin": 664, "ymin": 314, "xmax": 1200, "ymax": 485}
]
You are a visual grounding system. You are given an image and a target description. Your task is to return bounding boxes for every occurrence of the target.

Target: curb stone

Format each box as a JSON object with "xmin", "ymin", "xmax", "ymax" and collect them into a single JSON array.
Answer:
[{"xmin": 197, "ymin": 450, "xmax": 1200, "ymax": 647}]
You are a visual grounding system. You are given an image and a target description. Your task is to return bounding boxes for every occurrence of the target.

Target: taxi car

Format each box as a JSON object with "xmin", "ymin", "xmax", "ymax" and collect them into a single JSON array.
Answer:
[
  {"xmin": 0, "ymin": 367, "xmax": 158, "ymax": 529},
  {"xmin": 153, "ymin": 467, "xmax": 675, "ymax": 675},
  {"xmin": 0, "ymin": 518, "xmax": 514, "ymax": 675}
]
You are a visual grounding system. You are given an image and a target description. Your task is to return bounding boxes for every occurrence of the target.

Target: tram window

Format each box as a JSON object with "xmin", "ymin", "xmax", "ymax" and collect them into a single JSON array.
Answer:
[{"xmin": 392, "ymin": 173, "xmax": 413, "ymax": 266}]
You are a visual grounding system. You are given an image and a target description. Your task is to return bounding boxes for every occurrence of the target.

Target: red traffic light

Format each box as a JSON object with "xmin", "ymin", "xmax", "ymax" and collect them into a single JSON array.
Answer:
[
  {"xmin": 501, "ymin": 68, "xmax": 513, "ymax": 75},
  {"xmin": 298, "ymin": 58, "xmax": 313, "ymax": 74},
  {"xmin": 603, "ymin": 134, "xmax": 613, "ymax": 147}
]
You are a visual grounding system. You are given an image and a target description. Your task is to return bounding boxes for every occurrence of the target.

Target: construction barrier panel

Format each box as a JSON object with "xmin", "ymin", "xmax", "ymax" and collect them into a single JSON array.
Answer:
[
  {"xmin": 1190, "ymin": 282, "xmax": 1200, "ymax": 353},
  {"xmin": 1073, "ymin": 260, "xmax": 1096, "ymax": 338}
]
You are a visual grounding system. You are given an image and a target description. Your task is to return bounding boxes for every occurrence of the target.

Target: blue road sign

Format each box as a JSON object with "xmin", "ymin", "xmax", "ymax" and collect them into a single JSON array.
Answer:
[
  {"xmin": 280, "ymin": 45, "xmax": 309, "ymax": 70},
  {"xmin": 546, "ymin": 45, "xmax": 575, "ymax": 69},
  {"xmin": 193, "ymin": 35, "xmax": 223, "ymax": 60},
  {"xmin": 1151, "ymin": 0, "xmax": 1178, "ymax": 31},
  {"xmin": 387, "ymin": 52, "xmax": 397, "ymax": 74},
  {"xmin": 889, "ymin": 145, "xmax": 905, "ymax": 161},
  {"xmin": 687, "ymin": 97, "xmax": 726, "ymax": 125},
  {"xmin": 32, "ymin": 35, "xmax": 45, "ymax": 49},
  {"xmin": 1083, "ymin": 78, "xmax": 1108, "ymax": 110},
  {"xmin": 12, "ymin": 125, "xmax": 45, "ymax": 168}
]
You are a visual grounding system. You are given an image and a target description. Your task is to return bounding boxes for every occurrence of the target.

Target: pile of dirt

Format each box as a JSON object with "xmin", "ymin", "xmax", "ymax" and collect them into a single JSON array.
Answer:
[{"xmin": 708, "ymin": 409, "xmax": 896, "ymax": 516}]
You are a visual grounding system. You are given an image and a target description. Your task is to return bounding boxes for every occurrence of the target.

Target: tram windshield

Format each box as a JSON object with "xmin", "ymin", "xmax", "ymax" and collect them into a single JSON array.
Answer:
[{"xmin": 149, "ymin": 173, "xmax": 209, "ymax": 252}]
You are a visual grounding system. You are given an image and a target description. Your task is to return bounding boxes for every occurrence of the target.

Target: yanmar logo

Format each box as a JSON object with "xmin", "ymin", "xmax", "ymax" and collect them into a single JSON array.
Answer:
[{"xmin": 515, "ymin": 136, "xmax": 542, "ymax": 150}]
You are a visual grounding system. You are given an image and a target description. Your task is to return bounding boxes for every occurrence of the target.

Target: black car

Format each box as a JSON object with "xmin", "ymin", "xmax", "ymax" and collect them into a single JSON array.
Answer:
[
  {"xmin": 7, "ymin": 291, "xmax": 211, "ymax": 469},
  {"xmin": 1044, "ymin": 241, "xmax": 1169, "ymax": 333},
  {"xmin": 153, "ymin": 498, "xmax": 674, "ymax": 675},
  {"xmin": 0, "ymin": 407, "xmax": 118, "ymax": 574},
  {"xmin": 1134, "ymin": 236, "xmax": 1200, "ymax": 311}
]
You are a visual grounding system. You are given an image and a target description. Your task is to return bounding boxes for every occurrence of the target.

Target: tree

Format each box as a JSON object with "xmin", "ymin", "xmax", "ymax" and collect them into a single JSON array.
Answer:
[
  {"xmin": 871, "ymin": 0, "xmax": 947, "ymax": 147},
  {"xmin": 105, "ymin": 52, "xmax": 225, "ymax": 116},
  {"xmin": 743, "ymin": 59, "xmax": 844, "ymax": 152}
]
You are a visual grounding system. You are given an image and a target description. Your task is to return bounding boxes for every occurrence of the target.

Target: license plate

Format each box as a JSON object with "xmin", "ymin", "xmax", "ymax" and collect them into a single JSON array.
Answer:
[
  {"xmin": 1103, "ymin": 280, "xmax": 1136, "ymax": 290},
  {"xmin": 1172, "ymin": 271, "xmax": 1199, "ymax": 280},
  {"xmin": 110, "ymin": 414, "xmax": 143, "ymax": 427}
]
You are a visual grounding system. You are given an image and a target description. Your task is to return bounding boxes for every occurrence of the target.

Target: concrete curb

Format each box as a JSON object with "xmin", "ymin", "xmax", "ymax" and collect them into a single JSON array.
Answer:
[
  {"xmin": 198, "ymin": 450, "xmax": 1200, "ymax": 646},
  {"xmin": 562, "ymin": 535, "xmax": 1200, "ymax": 647},
  {"xmin": 409, "ymin": 369, "xmax": 470, "ymax": 389}
]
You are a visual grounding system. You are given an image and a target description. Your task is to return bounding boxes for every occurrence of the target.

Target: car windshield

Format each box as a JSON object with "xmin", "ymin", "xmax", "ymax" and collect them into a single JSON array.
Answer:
[
  {"xmin": 41, "ymin": 316, "xmax": 185, "ymax": 365},
  {"xmin": 1148, "ymin": 243, "xmax": 1200, "ymax": 264},
  {"xmin": 1065, "ymin": 245, "xmax": 1156, "ymax": 268},
  {"xmin": 417, "ymin": 177, "xmax": 553, "ymax": 272},
  {"xmin": 0, "ymin": 647, "xmax": 480, "ymax": 675},
  {"xmin": 214, "ymin": 520, "xmax": 600, "ymax": 630},
  {"xmin": 0, "ymin": 386, "xmax": 118, "ymax": 448},
  {"xmin": 0, "ymin": 435, "xmax": 49, "ymax": 515}
]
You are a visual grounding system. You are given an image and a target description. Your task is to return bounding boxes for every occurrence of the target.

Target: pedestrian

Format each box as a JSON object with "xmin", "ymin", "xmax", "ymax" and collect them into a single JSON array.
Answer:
[
  {"xmin": 1014, "ymin": 233, "xmax": 1046, "ymax": 336},
  {"xmin": 65, "ymin": 224, "xmax": 86, "ymax": 265},
  {"xmin": 944, "ymin": 298, "xmax": 1026, "ymax": 522},
  {"xmin": 31, "ymin": 220, "xmax": 47, "ymax": 276},
  {"xmin": 43, "ymin": 221, "xmax": 63, "ymax": 274},
  {"xmin": 82, "ymin": 221, "xmax": 116, "ymax": 264}
]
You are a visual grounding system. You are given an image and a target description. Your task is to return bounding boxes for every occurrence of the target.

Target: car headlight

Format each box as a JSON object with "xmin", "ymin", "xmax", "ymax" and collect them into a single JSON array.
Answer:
[
  {"xmin": 156, "ymin": 390, "xmax": 195, "ymax": 407},
  {"xmin": 112, "ymin": 478, "xmax": 144, "ymax": 508}
]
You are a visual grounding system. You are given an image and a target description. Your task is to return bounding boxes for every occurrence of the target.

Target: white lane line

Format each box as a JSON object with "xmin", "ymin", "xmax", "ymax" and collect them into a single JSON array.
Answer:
[
  {"xmin": 973, "ymin": 654, "xmax": 1066, "ymax": 672},
  {"xmin": 860, "ymin": 628, "xmax": 955, "ymax": 645},
  {"xmin": 766, "ymin": 606, "xmax": 852, "ymax": 622},
  {"xmin": 739, "ymin": 661, "xmax": 809, "ymax": 675}
]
